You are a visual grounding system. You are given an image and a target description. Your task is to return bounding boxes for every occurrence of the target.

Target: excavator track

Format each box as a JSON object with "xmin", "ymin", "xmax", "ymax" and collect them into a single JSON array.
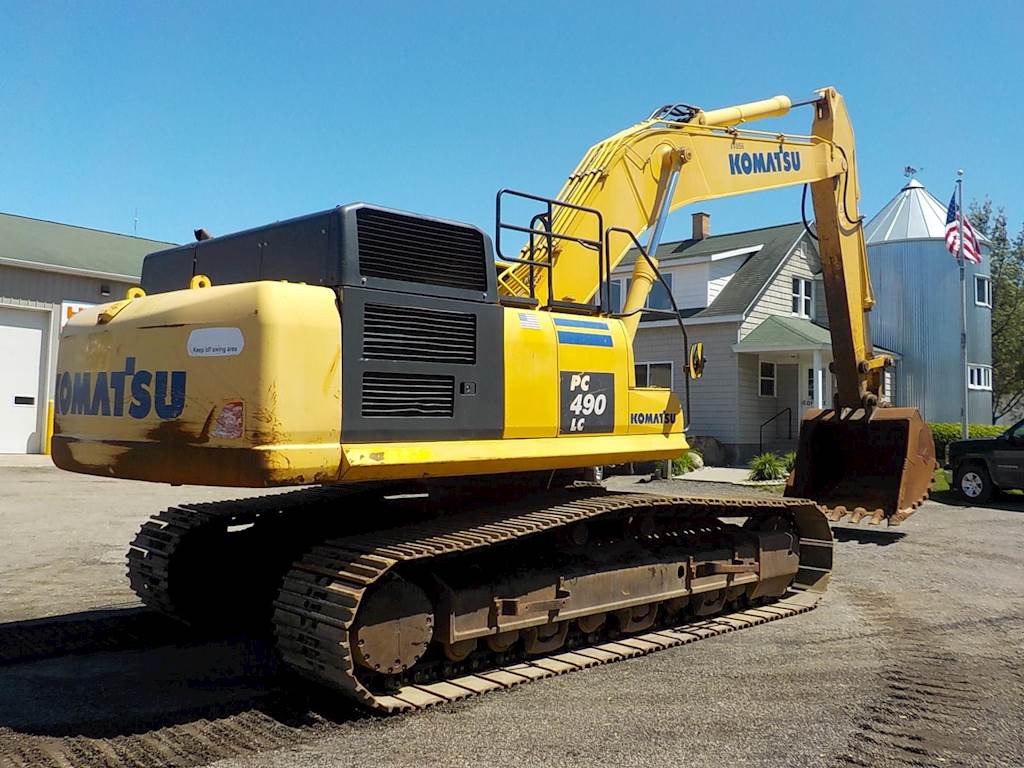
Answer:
[
  {"xmin": 127, "ymin": 486, "xmax": 384, "ymax": 624},
  {"xmin": 272, "ymin": 489, "xmax": 833, "ymax": 713}
]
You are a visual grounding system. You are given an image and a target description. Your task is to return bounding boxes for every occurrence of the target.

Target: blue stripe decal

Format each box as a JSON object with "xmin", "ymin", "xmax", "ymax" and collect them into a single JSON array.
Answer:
[
  {"xmin": 557, "ymin": 330, "xmax": 613, "ymax": 347},
  {"xmin": 553, "ymin": 318, "xmax": 609, "ymax": 330}
]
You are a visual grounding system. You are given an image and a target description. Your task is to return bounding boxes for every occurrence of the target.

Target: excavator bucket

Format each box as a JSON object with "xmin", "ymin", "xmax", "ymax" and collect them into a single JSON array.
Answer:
[{"xmin": 785, "ymin": 408, "xmax": 936, "ymax": 525}]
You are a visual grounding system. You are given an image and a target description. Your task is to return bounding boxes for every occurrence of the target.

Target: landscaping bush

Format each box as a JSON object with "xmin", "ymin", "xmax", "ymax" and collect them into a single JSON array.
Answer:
[
  {"xmin": 672, "ymin": 450, "xmax": 703, "ymax": 475},
  {"xmin": 782, "ymin": 451, "xmax": 797, "ymax": 474},
  {"xmin": 748, "ymin": 452, "xmax": 788, "ymax": 481},
  {"xmin": 929, "ymin": 422, "xmax": 1006, "ymax": 459}
]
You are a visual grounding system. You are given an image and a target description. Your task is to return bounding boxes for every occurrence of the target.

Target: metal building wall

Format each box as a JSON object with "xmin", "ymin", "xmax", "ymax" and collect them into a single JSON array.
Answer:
[
  {"xmin": 0, "ymin": 263, "xmax": 136, "ymax": 451},
  {"xmin": 867, "ymin": 239, "xmax": 992, "ymax": 424}
]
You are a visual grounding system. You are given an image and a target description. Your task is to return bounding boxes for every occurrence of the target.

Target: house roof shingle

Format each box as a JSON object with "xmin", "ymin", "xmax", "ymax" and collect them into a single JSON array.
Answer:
[
  {"xmin": 0, "ymin": 212, "xmax": 176, "ymax": 279},
  {"xmin": 620, "ymin": 221, "xmax": 808, "ymax": 320}
]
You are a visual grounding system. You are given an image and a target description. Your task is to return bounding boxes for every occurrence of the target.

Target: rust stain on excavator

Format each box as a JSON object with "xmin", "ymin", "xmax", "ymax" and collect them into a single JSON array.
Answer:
[
  {"xmin": 324, "ymin": 346, "xmax": 340, "ymax": 396},
  {"xmin": 144, "ymin": 415, "xmax": 213, "ymax": 446},
  {"xmin": 252, "ymin": 383, "xmax": 286, "ymax": 445}
]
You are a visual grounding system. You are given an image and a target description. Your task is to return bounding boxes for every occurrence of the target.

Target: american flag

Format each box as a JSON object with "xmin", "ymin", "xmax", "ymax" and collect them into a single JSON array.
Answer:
[{"xmin": 945, "ymin": 189, "xmax": 981, "ymax": 264}]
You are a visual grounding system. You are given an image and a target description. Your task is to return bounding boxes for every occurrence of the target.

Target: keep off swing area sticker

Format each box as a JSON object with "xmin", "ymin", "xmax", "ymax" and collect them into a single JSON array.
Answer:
[
  {"xmin": 560, "ymin": 372, "xmax": 614, "ymax": 434},
  {"xmin": 187, "ymin": 327, "xmax": 245, "ymax": 357}
]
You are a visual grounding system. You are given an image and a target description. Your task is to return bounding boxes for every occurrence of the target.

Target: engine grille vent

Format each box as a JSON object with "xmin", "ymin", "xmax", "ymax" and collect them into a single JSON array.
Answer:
[
  {"xmin": 355, "ymin": 208, "xmax": 488, "ymax": 292},
  {"xmin": 363, "ymin": 303, "xmax": 476, "ymax": 364},
  {"xmin": 361, "ymin": 372, "xmax": 455, "ymax": 418}
]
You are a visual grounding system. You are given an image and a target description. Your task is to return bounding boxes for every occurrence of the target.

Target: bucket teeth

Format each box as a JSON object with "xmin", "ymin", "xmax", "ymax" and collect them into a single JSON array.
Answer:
[
  {"xmin": 821, "ymin": 505, "xmax": 903, "ymax": 526},
  {"xmin": 826, "ymin": 506, "xmax": 848, "ymax": 523},
  {"xmin": 785, "ymin": 407, "xmax": 936, "ymax": 527}
]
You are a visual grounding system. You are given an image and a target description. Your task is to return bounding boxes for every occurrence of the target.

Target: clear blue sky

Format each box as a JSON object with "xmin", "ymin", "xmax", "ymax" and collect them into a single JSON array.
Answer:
[{"xmin": 1, "ymin": 1, "xmax": 1021, "ymax": 246}]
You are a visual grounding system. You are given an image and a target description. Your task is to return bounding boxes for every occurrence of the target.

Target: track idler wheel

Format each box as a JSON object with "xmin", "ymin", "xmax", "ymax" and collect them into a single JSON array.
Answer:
[
  {"xmin": 485, "ymin": 630, "xmax": 519, "ymax": 653},
  {"xmin": 576, "ymin": 612, "xmax": 606, "ymax": 635},
  {"xmin": 692, "ymin": 590, "xmax": 726, "ymax": 616},
  {"xmin": 523, "ymin": 621, "xmax": 569, "ymax": 654},
  {"xmin": 443, "ymin": 638, "xmax": 477, "ymax": 662},
  {"xmin": 613, "ymin": 603, "xmax": 659, "ymax": 633},
  {"xmin": 351, "ymin": 575, "xmax": 433, "ymax": 676}
]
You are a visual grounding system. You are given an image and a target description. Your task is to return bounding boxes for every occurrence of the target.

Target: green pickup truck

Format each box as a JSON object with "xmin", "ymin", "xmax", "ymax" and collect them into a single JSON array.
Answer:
[{"xmin": 946, "ymin": 418, "xmax": 1024, "ymax": 502}]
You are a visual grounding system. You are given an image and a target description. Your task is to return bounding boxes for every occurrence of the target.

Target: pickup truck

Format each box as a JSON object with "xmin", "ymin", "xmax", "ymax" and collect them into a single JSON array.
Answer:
[{"xmin": 946, "ymin": 418, "xmax": 1024, "ymax": 502}]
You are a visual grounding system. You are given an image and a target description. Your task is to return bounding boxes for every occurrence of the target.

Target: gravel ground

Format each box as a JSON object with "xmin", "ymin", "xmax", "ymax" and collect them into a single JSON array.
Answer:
[{"xmin": 0, "ymin": 465, "xmax": 1022, "ymax": 768}]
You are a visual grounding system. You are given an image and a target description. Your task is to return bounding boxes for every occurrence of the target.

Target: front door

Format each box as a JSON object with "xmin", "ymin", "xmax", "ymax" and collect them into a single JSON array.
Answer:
[{"xmin": 0, "ymin": 307, "xmax": 47, "ymax": 453}]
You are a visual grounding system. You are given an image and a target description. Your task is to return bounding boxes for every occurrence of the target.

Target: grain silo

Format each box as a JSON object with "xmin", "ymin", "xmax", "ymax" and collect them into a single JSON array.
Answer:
[{"xmin": 864, "ymin": 179, "xmax": 992, "ymax": 424}]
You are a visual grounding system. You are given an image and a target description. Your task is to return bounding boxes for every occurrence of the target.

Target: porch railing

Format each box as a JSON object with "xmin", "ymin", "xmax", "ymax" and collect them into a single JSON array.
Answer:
[{"xmin": 759, "ymin": 407, "xmax": 792, "ymax": 455}]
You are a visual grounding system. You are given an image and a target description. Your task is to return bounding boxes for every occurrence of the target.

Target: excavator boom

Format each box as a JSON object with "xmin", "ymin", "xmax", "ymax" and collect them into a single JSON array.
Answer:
[{"xmin": 498, "ymin": 87, "xmax": 935, "ymax": 522}]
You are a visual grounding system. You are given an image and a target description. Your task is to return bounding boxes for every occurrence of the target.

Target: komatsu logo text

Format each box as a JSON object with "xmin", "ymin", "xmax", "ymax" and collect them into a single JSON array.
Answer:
[
  {"xmin": 630, "ymin": 412, "xmax": 677, "ymax": 425},
  {"xmin": 55, "ymin": 357, "xmax": 187, "ymax": 419},
  {"xmin": 728, "ymin": 150, "xmax": 801, "ymax": 176}
]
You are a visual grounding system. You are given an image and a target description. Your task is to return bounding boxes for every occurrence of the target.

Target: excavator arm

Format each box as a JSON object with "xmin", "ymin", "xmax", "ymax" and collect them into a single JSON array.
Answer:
[
  {"xmin": 500, "ymin": 87, "xmax": 935, "ymax": 522},
  {"xmin": 500, "ymin": 87, "xmax": 883, "ymax": 409}
]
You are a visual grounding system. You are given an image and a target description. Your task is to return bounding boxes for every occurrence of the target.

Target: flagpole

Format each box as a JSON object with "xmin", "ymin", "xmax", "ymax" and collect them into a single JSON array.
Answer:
[{"xmin": 958, "ymin": 170, "xmax": 969, "ymax": 440}]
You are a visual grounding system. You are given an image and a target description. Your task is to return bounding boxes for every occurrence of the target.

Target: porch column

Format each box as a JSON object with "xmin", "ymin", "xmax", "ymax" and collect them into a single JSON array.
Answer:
[{"xmin": 813, "ymin": 350, "xmax": 824, "ymax": 409}]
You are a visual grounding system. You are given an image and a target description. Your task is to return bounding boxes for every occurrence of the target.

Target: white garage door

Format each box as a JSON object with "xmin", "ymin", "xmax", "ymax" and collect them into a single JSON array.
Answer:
[{"xmin": 0, "ymin": 307, "xmax": 47, "ymax": 453}]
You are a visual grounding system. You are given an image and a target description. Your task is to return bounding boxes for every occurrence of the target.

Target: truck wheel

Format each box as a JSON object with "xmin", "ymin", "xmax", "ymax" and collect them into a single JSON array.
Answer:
[{"xmin": 955, "ymin": 464, "xmax": 993, "ymax": 503}]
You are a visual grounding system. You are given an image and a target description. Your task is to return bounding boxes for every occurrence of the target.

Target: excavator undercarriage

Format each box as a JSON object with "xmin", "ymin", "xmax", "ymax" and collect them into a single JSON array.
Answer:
[{"xmin": 128, "ymin": 481, "xmax": 832, "ymax": 712}]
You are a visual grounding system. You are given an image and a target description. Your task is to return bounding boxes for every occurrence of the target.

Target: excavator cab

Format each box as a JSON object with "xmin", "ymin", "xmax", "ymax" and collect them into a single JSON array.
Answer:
[{"xmin": 786, "ymin": 407, "xmax": 936, "ymax": 525}]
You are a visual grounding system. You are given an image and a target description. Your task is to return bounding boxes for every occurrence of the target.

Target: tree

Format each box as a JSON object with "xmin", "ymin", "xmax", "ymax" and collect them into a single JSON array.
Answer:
[{"xmin": 969, "ymin": 200, "xmax": 1024, "ymax": 422}]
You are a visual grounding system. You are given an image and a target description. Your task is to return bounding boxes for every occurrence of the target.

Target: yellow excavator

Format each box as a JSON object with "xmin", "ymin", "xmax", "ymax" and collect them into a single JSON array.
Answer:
[{"xmin": 53, "ymin": 87, "xmax": 934, "ymax": 712}]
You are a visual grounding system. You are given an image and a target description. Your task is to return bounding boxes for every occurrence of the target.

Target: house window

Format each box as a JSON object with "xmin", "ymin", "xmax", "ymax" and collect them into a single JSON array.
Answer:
[
  {"xmin": 635, "ymin": 362, "xmax": 673, "ymax": 388},
  {"xmin": 791, "ymin": 277, "xmax": 813, "ymax": 318},
  {"xmin": 647, "ymin": 273, "xmax": 673, "ymax": 311},
  {"xmin": 968, "ymin": 364, "xmax": 992, "ymax": 391},
  {"xmin": 759, "ymin": 362, "xmax": 776, "ymax": 397},
  {"xmin": 609, "ymin": 280, "xmax": 622, "ymax": 313},
  {"xmin": 612, "ymin": 274, "xmax": 674, "ymax": 317},
  {"xmin": 882, "ymin": 368, "xmax": 894, "ymax": 402},
  {"xmin": 975, "ymin": 275, "xmax": 992, "ymax": 308}
]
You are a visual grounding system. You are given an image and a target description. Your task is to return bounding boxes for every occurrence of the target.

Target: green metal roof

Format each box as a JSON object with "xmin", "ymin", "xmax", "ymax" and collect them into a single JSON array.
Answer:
[
  {"xmin": 735, "ymin": 315, "xmax": 899, "ymax": 356},
  {"xmin": 0, "ymin": 212, "xmax": 176, "ymax": 279},
  {"xmin": 735, "ymin": 315, "xmax": 833, "ymax": 349}
]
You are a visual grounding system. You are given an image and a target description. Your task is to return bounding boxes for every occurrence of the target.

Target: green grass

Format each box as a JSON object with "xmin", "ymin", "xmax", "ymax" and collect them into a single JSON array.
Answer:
[
  {"xmin": 931, "ymin": 467, "xmax": 950, "ymax": 493},
  {"xmin": 747, "ymin": 452, "xmax": 788, "ymax": 482}
]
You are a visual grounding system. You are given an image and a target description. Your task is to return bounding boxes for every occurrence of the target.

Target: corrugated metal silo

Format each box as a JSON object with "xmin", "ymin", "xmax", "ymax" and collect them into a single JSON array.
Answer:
[{"xmin": 864, "ymin": 179, "xmax": 992, "ymax": 424}]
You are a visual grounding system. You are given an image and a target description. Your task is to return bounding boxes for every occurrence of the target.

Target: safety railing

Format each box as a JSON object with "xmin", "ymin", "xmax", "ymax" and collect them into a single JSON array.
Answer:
[
  {"xmin": 495, "ymin": 189, "xmax": 607, "ymax": 314},
  {"xmin": 759, "ymin": 407, "xmax": 792, "ymax": 455}
]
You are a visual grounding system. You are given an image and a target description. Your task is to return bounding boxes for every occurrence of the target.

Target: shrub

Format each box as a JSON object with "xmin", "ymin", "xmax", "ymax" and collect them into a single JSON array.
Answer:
[
  {"xmin": 782, "ymin": 451, "xmax": 797, "ymax": 473},
  {"xmin": 672, "ymin": 450, "xmax": 703, "ymax": 475},
  {"xmin": 929, "ymin": 422, "xmax": 1006, "ymax": 459},
  {"xmin": 748, "ymin": 452, "xmax": 788, "ymax": 481}
]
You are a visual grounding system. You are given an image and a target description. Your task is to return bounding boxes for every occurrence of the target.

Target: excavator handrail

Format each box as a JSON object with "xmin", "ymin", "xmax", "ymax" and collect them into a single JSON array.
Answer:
[{"xmin": 495, "ymin": 188, "xmax": 608, "ymax": 312}]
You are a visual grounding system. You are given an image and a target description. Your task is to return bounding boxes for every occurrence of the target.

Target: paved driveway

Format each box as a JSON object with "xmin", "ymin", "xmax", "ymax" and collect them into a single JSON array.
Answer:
[{"xmin": 0, "ymin": 464, "xmax": 1021, "ymax": 767}]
